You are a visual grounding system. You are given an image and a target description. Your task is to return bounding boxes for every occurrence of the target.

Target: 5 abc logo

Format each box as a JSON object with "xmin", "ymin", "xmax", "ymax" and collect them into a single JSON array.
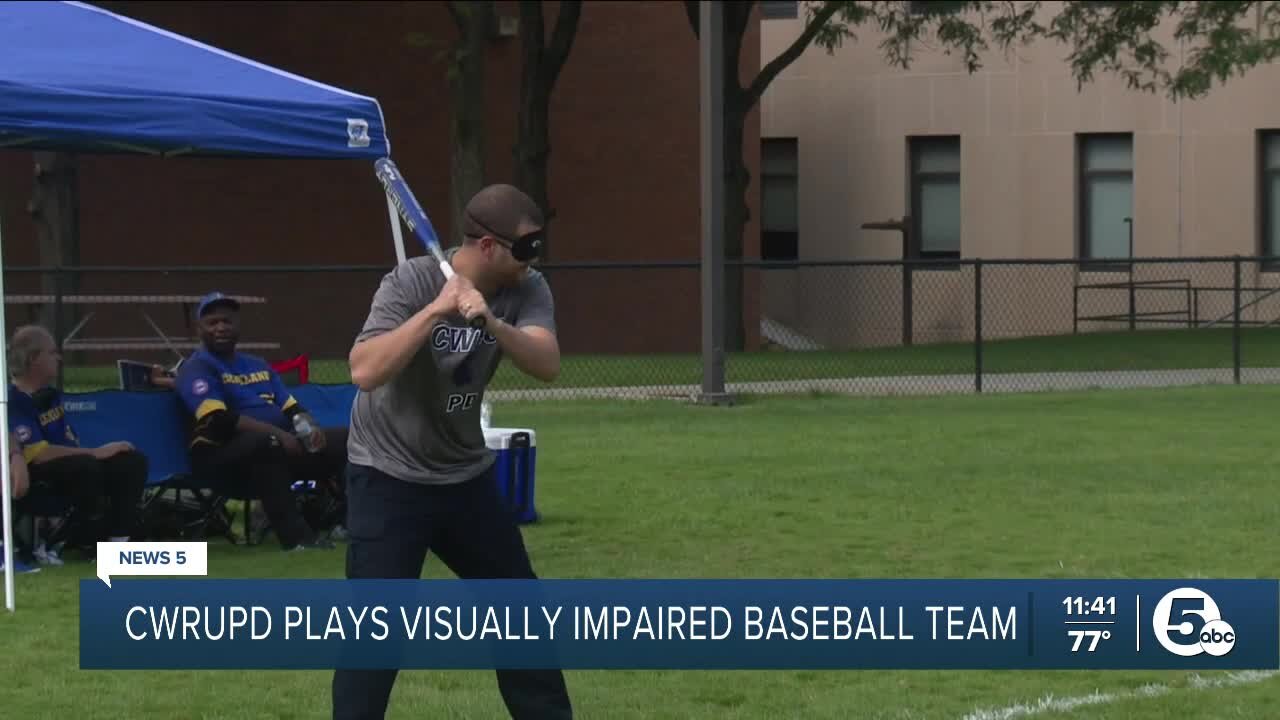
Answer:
[{"xmin": 1151, "ymin": 587, "xmax": 1237, "ymax": 657}]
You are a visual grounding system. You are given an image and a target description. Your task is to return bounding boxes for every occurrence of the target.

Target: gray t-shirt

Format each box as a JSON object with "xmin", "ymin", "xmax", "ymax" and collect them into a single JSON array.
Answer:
[{"xmin": 346, "ymin": 252, "xmax": 556, "ymax": 485}]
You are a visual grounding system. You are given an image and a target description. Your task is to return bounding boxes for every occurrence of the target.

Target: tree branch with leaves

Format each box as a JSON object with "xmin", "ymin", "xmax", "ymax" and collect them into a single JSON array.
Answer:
[
  {"xmin": 869, "ymin": 1, "xmax": 1280, "ymax": 100},
  {"xmin": 442, "ymin": 0, "xmax": 494, "ymax": 246},
  {"xmin": 687, "ymin": 0, "xmax": 1280, "ymax": 349}
]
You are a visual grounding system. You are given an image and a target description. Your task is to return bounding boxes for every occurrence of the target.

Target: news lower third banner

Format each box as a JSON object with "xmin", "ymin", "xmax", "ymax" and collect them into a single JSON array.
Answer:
[{"xmin": 80, "ymin": 577, "xmax": 1279, "ymax": 671}]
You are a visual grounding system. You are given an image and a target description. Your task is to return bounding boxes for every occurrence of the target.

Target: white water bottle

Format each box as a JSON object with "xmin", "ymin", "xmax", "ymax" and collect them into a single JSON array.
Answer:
[
  {"xmin": 480, "ymin": 401, "xmax": 492, "ymax": 430},
  {"xmin": 292, "ymin": 414, "xmax": 320, "ymax": 453}
]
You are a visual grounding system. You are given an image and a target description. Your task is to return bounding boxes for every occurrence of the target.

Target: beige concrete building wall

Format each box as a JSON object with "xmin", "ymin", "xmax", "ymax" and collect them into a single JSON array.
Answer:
[{"xmin": 758, "ymin": 1, "xmax": 1280, "ymax": 348}]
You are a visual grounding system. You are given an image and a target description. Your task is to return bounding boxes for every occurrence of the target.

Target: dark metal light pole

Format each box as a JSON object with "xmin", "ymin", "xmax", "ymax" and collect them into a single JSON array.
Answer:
[
  {"xmin": 1125, "ymin": 216, "xmax": 1134, "ymax": 330},
  {"xmin": 862, "ymin": 217, "xmax": 913, "ymax": 347}
]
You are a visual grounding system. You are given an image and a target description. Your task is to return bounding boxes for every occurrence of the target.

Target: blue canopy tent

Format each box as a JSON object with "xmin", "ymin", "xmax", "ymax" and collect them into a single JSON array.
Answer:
[{"xmin": 0, "ymin": 0, "xmax": 406, "ymax": 610}]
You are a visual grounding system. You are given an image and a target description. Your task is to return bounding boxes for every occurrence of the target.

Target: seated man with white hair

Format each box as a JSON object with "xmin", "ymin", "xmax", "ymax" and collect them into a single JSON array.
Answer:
[{"xmin": 6, "ymin": 324, "xmax": 148, "ymax": 562}]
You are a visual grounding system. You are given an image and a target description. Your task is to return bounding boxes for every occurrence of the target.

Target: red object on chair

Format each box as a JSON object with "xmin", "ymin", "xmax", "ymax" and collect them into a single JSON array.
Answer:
[{"xmin": 271, "ymin": 354, "xmax": 310, "ymax": 385}]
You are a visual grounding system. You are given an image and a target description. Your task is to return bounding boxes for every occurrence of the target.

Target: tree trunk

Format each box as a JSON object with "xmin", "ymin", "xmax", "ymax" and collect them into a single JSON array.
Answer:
[
  {"xmin": 722, "ymin": 97, "xmax": 749, "ymax": 352},
  {"xmin": 447, "ymin": 1, "xmax": 493, "ymax": 246},
  {"xmin": 513, "ymin": 77, "xmax": 551, "ymax": 248},
  {"xmin": 513, "ymin": 0, "xmax": 582, "ymax": 261},
  {"xmin": 27, "ymin": 152, "xmax": 81, "ymax": 351}
]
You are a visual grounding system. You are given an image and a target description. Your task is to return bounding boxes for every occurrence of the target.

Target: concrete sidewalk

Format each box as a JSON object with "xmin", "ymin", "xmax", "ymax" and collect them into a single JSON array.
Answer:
[{"xmin": 485, "ymin": 367, "xmax": 1280, "ymax": 402}]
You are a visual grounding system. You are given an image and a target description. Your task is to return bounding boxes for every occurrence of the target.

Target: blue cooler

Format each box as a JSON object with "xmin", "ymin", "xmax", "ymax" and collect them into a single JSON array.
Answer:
[{"xmin": 485, "ymin": 427, "xmax": 539, "ymax": 524}]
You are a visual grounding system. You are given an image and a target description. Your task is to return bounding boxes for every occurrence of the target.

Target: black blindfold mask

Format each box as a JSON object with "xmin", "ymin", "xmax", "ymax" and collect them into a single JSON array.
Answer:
[
  {"xmin": 506, "ymin": 230, "xmax": 544, "ymax": 263},
  {"xmin": 467, "ymin": 213, "xmax": 544, "ymax": 263}
]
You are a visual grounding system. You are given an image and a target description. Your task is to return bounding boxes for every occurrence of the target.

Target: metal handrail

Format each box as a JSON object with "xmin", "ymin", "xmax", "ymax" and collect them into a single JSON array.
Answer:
[{"xmin": 1201, "ymin": 284, "xmax": 1280, "ymax": 329}]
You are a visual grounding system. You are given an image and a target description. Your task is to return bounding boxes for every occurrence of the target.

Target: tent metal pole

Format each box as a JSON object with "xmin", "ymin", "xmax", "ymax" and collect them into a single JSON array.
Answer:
[
  {"xmin": 386, "ymin": 195, "xmax": 407, "ymax": 264},
  {"xmin": 1, "ymin": 207, "xmax": 15, "ymax": 611}
]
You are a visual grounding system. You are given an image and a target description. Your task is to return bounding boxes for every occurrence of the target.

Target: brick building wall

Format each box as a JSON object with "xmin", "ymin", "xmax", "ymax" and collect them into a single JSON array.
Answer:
[{"xmin": 0, "ymin": 0, "xmax": 762, "ymax": 364}]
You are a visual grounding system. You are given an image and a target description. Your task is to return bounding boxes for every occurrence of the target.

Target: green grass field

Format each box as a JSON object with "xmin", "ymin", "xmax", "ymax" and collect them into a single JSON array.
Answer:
[
  {"xmin": 3, "ymin": 386, "xmax": 1278, "ymax": 718},
  {"xmin": 57, "ymin": 327, "xmax": 1280, "ymax": 392}
]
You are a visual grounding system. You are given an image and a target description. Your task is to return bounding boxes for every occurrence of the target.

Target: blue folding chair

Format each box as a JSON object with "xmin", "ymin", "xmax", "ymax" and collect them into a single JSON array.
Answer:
[{"xmin": 62, "ymin": 389, "xmax": 236, "ymax": 542}]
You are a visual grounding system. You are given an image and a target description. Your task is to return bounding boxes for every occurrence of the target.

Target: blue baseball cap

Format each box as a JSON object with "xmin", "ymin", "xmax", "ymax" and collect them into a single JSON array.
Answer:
[{"xmin": 195, "ymin": 291, "xmax": 240, "ymax": 320}]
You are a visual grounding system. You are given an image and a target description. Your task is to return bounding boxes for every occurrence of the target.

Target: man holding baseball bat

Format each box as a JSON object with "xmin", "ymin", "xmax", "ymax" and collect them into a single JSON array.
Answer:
[{"xmin": 333, "ymin": 184, "xmax": 571, "ymax": 720}]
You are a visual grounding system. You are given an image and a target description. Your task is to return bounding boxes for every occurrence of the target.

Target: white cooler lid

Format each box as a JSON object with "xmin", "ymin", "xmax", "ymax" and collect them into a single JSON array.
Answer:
[{"xmin": 484, "ymin": 427, "xmax": 537, "ymax": 449}]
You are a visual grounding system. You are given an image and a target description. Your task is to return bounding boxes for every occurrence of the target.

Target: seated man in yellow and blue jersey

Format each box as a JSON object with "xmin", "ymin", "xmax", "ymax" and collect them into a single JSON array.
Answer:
[
  {"xmin": 175, "ymin": 292, "xmax": 346, "ymax": 551},
  {"xmin": 7, "ymin": 324, "xmax": 148, "ymax": 563}
]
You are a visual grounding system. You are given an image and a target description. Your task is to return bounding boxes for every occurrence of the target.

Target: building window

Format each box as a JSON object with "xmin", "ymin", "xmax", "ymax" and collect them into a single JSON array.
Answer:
[
  {"xmin": 761, "ymin": 1, "xmax": 798, "ymax": 19},
  {"xmin": 761, "ymin": 138, "xmax": 798, "ymax": 261},
  {"xmin": 909, "ymin": 136, "xmax": 961, "ymax": 259},
  {"xmin": 1263, "ymin": 131, "xmax": 1280, "ymax": 261},
  {"xmin": 1078, "ymin": 133, "xmax": 1134, "ymax": 261}
]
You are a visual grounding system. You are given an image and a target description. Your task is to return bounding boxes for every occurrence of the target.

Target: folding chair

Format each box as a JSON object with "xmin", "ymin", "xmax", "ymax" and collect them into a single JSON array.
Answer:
[
  {"xmin": 9, "ymin": 492, "xmax": 74, "ymax": 562},
  {"xmin": 138, "ymin": 473, "xmax": 236, "ymax": 542},
  {"xmin": 61, "ymin": 389, "xmax": 234, "ymax": 542}
]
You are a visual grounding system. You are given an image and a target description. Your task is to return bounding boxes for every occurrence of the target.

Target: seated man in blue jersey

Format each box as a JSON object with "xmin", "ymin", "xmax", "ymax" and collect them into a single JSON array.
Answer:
[
  {"xmin": 2, "ymin": 430, "xmax": 41, "ymax": 574},
  {"xmin": 6, "ymin": 324, "xmax": 148, "ymax": 562},
  {"xmin": 174, "ymin": 292, "xmax": 345, "ymax": 551}
]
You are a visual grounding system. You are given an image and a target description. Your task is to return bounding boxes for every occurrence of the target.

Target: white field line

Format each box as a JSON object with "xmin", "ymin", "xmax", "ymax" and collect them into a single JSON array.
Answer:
[{"xmin": 959, "ymin": 670, "xmax": 1278, "ymax": 720}]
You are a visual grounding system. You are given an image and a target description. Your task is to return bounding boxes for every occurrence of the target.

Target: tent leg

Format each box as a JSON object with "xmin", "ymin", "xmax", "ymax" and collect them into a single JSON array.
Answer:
[
  {"xmin": 386, "ymin": 195, "xmax": 407, "ymax": 265},
  {"xmin": 1, "ymin": 209, "xmax": 14, "ymax": 612},
  {"xmin": 1, "ymin": 416, "xmax": 11, "ymax": 613}
]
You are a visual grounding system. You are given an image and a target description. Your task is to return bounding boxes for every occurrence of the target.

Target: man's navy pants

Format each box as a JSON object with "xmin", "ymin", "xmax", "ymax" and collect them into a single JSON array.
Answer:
[{"xmin": 331, "ymin": 462, "xmax": 573, "ymax": 720}]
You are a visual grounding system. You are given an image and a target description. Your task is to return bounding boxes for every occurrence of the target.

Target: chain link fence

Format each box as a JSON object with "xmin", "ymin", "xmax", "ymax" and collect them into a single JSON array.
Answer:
[
  {"xmin": 4, "ymin": 265, "xmax": 386, "ymax": 391},
  {"xmin": 7, "ymin": 257, "xmax": 1279, "ymax": 400},
  {"xmin": 751, "ymin": 256, "xmax": 1279, "ymax": 398}
]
